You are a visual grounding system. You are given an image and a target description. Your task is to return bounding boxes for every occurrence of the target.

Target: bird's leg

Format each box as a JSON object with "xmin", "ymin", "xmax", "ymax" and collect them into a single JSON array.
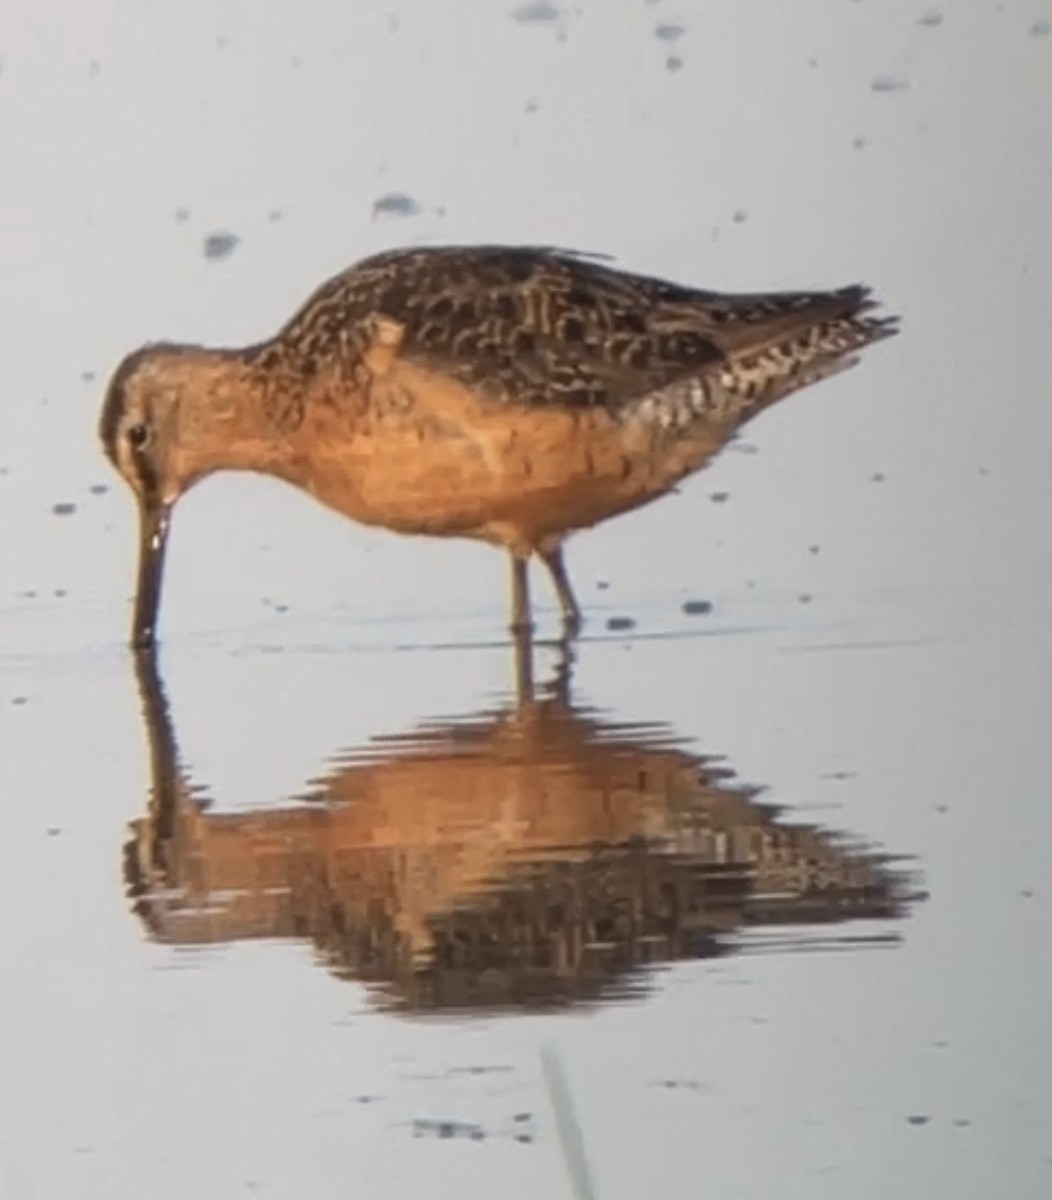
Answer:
[
  {"xmin": 512, "ymin": 623, "xmax": 536, "ymax": 710},
  {"xmin": 538, "ymin": 544, "xmax": 583, "ymax": 636},
  {"xmin": 509, "ymin": 553, "xmax": 533, "ymax": 634}
]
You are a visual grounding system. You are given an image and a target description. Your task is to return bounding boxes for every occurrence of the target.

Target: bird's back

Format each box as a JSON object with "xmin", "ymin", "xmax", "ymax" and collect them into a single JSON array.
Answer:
[{"xmin": 266, "ymin": 243, "xmax": 897, "ymax": 429}]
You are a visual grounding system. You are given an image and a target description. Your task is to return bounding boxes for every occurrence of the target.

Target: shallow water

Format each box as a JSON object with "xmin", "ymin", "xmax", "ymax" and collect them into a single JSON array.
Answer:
[{"xmin": 2, "ymin": 2, "xmax": 1051, "ymax": 1197}]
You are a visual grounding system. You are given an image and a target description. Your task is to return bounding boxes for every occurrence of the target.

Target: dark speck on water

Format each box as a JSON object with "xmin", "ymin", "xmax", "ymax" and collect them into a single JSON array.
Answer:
[
  {"xmin": 12, "ymin": 696, "xmax": 28, "ymax": 707},
  {"xmin": 710, "ymin": 490, "xmax": 730, "ymax": 503},
  {"xmin": 918, "ymin": 10, "xmax": 943, "ymax": 26},
  {"xmin": 682, "ymin": 598, "xmax": 713, "ymax": 616},
  {"xmin": 906, "ymin": 1114, "xmax": 931, "ymax": 1127},
  {"xmin": 871, "ymin": 75, "xmax": 911, "ymax": 93},
  {"xmin": 89, "ymin": 483, "xmax": 109, "ymax": 495},
  {"xmin": 732, "ymin": 208, "xmax": 747, "ymax": 223},
  {"xmin": 511, "ymin": 2, "xmax": 560, "ymax": 23},
  {"xmin": 1032, "ymin": 20, "xmax": 1051, "ymax": 37},
  {"xmin": 52, "ymin": 502, "xmax": 77, "ymax": 516},
  {"xmin": 607, "ymin": 615, "xmax": 636, "ymax": 632},
  {"xmin": 372, "ymin": 192, "xmax": 422, "ymax": 218},
  {"xmin": 174, "ymin": 207, "xmax": 190, "ymax": 223},
  {"xmin": 655, "ymin": 22, "xmax": 685, "ymax": 42},
  {"xmin": 203, "ymin": 231, "xmax": 240, "ymax": 260},
  {"xmin": 666, "ymin": 55, "xmax": 683, "ymax": 72},
  {"xmin": 412, "ymin": 1117, "xmax": 485, "ymax": 1141}
]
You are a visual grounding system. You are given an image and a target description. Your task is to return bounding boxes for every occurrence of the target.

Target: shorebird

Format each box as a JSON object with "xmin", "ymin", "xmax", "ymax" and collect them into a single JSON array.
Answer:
[{"xmin": 99, "ymin": 243, "xmax": 897, "ymax": 648}]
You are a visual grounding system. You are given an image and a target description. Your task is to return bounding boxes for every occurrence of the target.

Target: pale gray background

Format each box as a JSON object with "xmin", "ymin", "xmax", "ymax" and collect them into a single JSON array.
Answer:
[{"xmin": 1, "ymin": 1, "xmax": 1051, "ymax": 1197}]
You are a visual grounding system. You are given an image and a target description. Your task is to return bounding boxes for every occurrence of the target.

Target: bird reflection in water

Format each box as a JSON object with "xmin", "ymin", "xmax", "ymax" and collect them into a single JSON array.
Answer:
[{"xmin": 125, "ymin": 639, "xmax": 921, "ymax": 1014}]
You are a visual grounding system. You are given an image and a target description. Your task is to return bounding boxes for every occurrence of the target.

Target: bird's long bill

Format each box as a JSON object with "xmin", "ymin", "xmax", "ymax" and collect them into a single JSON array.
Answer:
[{"xmin": 132, "ymin": 497, "xmax": 172, "ymax": 649}]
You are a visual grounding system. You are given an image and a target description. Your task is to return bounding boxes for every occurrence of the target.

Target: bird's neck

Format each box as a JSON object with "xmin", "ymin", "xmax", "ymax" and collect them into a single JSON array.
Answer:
[{"xmin": 166, "ymin": 344, "xmax": 310, "ymax": 483}]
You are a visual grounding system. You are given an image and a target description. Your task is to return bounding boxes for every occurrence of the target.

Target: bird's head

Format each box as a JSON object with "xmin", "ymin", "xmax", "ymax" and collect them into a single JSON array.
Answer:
[{"xmin": 99, "ymin": 344, "xmax": 247, "ymax": 649}]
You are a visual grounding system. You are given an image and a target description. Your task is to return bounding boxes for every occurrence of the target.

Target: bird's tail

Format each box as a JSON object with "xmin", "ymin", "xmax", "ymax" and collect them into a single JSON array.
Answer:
[
  {"xmin": 717, "ymin": 284, "xmax": 898, "ymax": 421},
  {"xmin": 636, "ymin": 285, "xmax": 899, "ymax": 433}
]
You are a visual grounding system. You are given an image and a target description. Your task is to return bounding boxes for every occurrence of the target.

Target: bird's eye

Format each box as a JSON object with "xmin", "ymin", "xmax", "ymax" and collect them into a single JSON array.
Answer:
[{"xmin": 126, "ymin": 423, "xmax": 151, "ymax": 450}]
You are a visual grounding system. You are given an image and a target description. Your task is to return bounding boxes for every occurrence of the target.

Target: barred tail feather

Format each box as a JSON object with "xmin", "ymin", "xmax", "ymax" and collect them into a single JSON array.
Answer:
[{"xmin": 628, "ymin": 287, "xmax": 899, "ymax": 433}]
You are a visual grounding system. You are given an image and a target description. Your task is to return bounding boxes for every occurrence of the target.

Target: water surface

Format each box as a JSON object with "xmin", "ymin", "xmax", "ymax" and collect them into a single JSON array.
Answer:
[{"xmin": 1, "ymin": 1, "xmax": 1050, "ymax": 1197}]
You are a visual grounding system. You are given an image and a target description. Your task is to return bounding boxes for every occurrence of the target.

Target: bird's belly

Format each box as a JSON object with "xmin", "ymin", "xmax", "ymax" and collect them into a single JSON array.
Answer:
[{"xmin": 295, "ymin": 388, "xmax": 722, "ymax": 552}]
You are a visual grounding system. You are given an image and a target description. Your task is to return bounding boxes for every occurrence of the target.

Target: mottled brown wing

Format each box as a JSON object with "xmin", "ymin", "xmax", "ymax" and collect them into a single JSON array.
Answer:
[
  {"xmin": 277, "ymin": 245, "xmax": 730, "ymax": 408},
  {"xmin": 275, "ymin": 244, "xmax": 886, "ymax": 410}
]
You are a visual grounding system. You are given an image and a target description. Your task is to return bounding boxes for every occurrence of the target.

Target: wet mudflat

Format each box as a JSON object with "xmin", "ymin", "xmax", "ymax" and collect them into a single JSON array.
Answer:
[{"xmin": 2, "ymin": 3, "xmax": 1051, "ymax": 1198}]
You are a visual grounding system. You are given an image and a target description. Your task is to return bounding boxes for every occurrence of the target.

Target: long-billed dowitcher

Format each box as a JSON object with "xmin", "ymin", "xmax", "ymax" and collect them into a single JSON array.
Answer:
[{"xmin": 99, "ymin": 244, "xmax": 897, "ymax": 647}]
